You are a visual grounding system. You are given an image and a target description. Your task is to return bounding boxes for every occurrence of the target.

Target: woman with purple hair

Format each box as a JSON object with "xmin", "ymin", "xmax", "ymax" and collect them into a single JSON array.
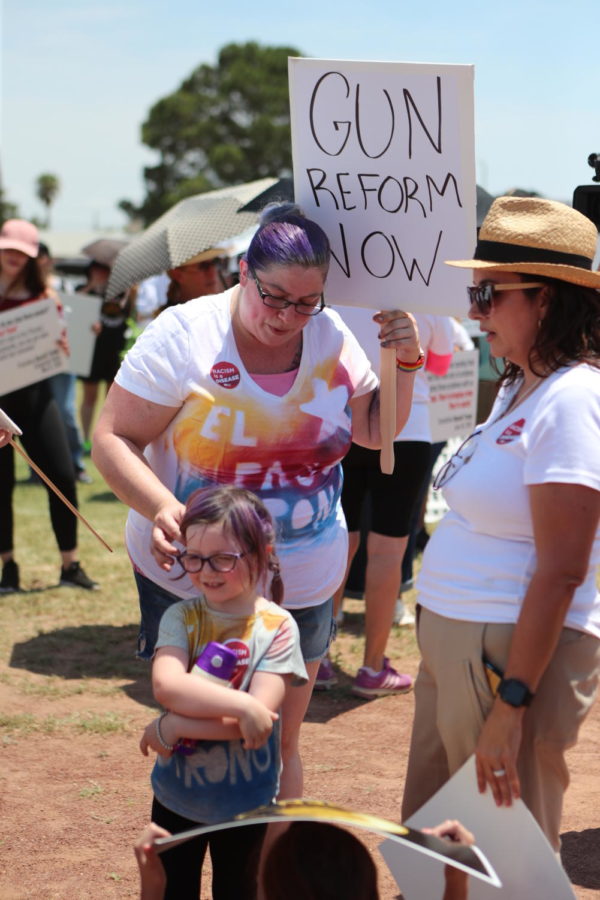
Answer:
[{"xmin": 94, "ymin": 203, "xmax": 422, "ymax": 801}]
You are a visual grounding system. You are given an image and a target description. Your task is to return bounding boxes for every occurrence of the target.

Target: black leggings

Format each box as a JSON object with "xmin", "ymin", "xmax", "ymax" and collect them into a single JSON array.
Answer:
[
  {"xmin": 151, "ymin": 797, "xmax": 267, "ymax": 900},
  {"xmin": 0, "ymin": 380, "xmax": 78, "ymax": 554}
]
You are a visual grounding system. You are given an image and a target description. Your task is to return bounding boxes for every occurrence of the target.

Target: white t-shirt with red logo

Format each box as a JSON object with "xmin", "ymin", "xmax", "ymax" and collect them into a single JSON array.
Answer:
[
  {"xmin": 417, "ymin": 364, "xmax": 600, "ymax": 637},
  {"xmin": 115, "ymin": 287, "xmax": 377, "ymax": 608}
]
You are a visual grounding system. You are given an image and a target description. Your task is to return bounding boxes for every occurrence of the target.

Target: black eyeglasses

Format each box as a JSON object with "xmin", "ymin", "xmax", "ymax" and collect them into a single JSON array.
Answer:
[
  {"xmin": 176, "ymin": 551, "xmax": 245, "ymax": 574},
  {"xmin": 467, "ymin": 281, "xmax": 544, "ymax": 315},
  {"xmin": 433, "ymin": 430, "xmax": 483, "ymax": 490},
  {"xmin": 252, "ymin": 270, "xmax": 325, "ymax": 316}
]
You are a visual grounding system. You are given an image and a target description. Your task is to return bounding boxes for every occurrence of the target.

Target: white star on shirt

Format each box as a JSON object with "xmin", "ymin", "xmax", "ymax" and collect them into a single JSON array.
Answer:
[{"xmin": 299, "ymin": 378, "xmax": 351, "ymax": 441}]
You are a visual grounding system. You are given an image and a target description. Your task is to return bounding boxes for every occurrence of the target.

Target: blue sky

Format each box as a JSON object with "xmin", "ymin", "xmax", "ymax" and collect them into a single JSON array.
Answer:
[{"xmin": 1, "ymin": 0, "xmax": 596, "ymax": 230}]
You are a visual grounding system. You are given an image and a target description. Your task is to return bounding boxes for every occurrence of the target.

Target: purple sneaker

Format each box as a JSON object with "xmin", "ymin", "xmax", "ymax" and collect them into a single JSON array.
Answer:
[
  {"xmin": 352, "ymin": 658, "xmax": 413, "ymax": 698},
  {"xmin": 314, "ymin": 656, "xmax": 337, "ymax": 691}
]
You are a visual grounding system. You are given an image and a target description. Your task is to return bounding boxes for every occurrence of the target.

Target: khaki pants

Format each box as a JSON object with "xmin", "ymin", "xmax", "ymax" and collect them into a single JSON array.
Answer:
[{"xmin": 401, "ymin": 607, "xmax": 600, "ymax": 851}]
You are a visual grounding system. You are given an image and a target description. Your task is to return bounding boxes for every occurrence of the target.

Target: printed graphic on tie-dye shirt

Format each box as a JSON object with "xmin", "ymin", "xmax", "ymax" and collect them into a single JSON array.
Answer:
[
  {"xmin": 179, "ymin": 602, "xmax": 296, "ymax": 690},
  {"xmin": 171, "ymin": 352, "xmax": 353, "ymax": 541}
]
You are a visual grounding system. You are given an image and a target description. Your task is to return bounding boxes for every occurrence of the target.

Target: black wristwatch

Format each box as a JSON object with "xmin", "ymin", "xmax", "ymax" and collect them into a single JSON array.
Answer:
[{"xmin": 498, "ymin": 678, "xmax": 534, "ymax": 708}]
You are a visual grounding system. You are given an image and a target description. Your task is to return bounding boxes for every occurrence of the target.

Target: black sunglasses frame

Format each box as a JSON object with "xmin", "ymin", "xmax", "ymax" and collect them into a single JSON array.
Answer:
[{"xmin": 251, "ymin": 270, "xmax": 325, "ymax": 316}]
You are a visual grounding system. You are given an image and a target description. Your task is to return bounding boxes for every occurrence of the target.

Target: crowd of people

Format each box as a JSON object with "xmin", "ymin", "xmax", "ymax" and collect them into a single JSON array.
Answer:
[{"xmin": 1, "ymin": 194, "xmax": 599, "ymax": 898}]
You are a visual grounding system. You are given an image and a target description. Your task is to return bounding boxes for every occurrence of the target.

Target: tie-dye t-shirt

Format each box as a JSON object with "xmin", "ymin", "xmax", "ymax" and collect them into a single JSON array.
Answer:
[
  {"xmin": 151, "ymin": 595, "xmax": 307, "ymax": 823},
  {"xmin": 116, "ymin": 287, "xmax": 377, "ymax": 608}
]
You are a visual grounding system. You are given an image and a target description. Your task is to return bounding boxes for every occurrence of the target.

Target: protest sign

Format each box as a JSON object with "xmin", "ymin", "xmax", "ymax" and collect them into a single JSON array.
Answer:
[
  {"xmin": 0, "ymin": 298, "xmax": 65, "ymax": 394},
  {"xmin": 384, "ymin": 756, "xmax": 573, "ymax": 899},
  {"xmin": 155, "ymin": 797, "xmax": 500, "ymax": 889},
  {"xmin": 289, "ymin": 58, "xmax": 476, "ymax": 315},
  {"xmin": 59, "ymin": 292, "xmax": 102, "ymax": 377},
  {"xmin": 427, "ymin": 349, "xmax": 479, "ymax": 442}
]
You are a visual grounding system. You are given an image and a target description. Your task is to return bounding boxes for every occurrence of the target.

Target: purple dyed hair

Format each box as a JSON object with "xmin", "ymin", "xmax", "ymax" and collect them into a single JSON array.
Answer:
[
  {"xmin": 179, "ymin": 485, "xmax": 284, "ymax": 605},
  {"xmin": 246, "ymin": 202, "xmax": 330, "ymax": 274}
]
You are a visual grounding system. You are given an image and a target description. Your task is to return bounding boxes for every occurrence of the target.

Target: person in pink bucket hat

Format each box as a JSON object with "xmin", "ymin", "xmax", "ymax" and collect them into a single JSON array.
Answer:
[{"xmin": 0, "ymin": 218, "xmax": 99, "ymax": 593}]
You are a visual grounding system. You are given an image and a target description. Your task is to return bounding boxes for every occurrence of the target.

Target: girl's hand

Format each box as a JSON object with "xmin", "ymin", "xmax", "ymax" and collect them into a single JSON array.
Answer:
[
  {"xmin": 422, "ymin": 819, "xmax": 475, "ymax": 846},
  {"xmin": 374, "ymin": 310, "xmax": 421, "ymax": 364},
  {"xmin": 238, "ymin": 695, "xmax": 279, "ymax": 750},
  {"xmin": 151, "ymin": 499, "xmax": 187, "ymax": 571},
  {"xmin": 134, "ymin": 823, "xmax": 170, "ymax": 900},
  {"xmin": 0, "ymin": 428, "xmax": 12, "ymax": 449},
  {"xmin": 140, "ymin": 716, "xmax": 175, "ymax": 758},
  {"xmin": 475, "ymin": 700, "xmax": 523, "ymax": 806}
]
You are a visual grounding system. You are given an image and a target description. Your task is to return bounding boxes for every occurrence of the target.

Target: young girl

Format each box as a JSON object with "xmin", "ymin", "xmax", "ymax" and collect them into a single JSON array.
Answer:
[{"xmin": 140, "ymin": 485, "xmax": 307, "ymax": 900}]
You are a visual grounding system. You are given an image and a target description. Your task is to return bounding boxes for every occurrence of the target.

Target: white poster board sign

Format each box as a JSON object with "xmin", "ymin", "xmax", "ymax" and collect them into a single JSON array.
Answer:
[
  {"xmin": 59, "ymin": 292, "xmax": 101, "ymax": 377},
  {"xmin": 289, "ymin": 58, "xmax": 476, "ymax": 314},
  {"xmin": 427, "ymin": 349, "xmax": 478, "ymax": 442},
  {"xmin": 381, "ymin": 756, "xmax": 574, "ymax": 899},
  {"xmin": 0, "ymin": 298, "xmax": 65, "ymax": 394}
]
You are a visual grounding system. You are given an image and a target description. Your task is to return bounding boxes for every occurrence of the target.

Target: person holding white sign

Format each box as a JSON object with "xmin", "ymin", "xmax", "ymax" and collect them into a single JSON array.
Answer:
[
  {"xmin": 93, "ymin": 203, "xmax": 422, "ymax": 801},
  {"xmin": 0, "ymin": 219, "xmax": 99, "ymax": 593},
  {"xmin": 401, "ymin": 197, "xmax": 600, "ymax": 853}
]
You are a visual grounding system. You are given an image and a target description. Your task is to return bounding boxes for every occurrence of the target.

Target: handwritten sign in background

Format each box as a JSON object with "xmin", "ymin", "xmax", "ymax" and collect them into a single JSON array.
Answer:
[
  {"xmin": 289, "ymin": 59, "xmax": 476, "ymax": 314},
  {"xmin": 0, "ymin": 299, "xmax": 64, "ymax": 394}
]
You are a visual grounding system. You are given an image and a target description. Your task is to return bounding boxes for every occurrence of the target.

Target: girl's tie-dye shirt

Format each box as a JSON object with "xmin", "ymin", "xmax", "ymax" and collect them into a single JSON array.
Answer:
[
  {"xmin": 116, "ymin": 287, "xmax": 377, "ymax": 608},
  {"xmin": 152, "ymin": 595, "xmax": 307, "ymax": 823}
]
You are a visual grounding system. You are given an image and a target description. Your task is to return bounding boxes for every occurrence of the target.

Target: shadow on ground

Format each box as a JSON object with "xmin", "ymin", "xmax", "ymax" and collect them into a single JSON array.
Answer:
[{"xmin": 561, "ymin": 828, "xmax": 600, "ymax": 889}]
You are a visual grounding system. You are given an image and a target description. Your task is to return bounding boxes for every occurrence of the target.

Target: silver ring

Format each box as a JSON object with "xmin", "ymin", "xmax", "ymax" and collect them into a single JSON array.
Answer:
[{"xmin": 492, "ymin": 768, "xmax": 506, "ymax": 777}]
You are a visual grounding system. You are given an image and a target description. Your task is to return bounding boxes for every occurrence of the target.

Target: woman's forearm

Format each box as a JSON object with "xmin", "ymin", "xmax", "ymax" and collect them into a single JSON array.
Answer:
[
  {"xmin": 502, "ymin": 569, "xmax": 578, "ymax": 690},
  {"xmin": 93, "ymin": 428, "xmax": 176, "ymax": 521}
]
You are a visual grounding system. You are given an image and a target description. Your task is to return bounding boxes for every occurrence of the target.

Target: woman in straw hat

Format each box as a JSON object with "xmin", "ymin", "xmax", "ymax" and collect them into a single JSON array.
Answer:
[{"xmin": 401, "ymin": 197, "xmax": 600, "ymax": 852}]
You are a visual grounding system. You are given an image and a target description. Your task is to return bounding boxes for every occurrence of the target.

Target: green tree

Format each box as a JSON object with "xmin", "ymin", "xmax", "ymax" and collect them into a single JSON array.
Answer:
[
  {"xmin": 35, "ymin": 173, "xmax": 60, "ymax": 227},
  {"xmin": 120, "ymin": 42, "xmax": 302, "ymax": 226}
]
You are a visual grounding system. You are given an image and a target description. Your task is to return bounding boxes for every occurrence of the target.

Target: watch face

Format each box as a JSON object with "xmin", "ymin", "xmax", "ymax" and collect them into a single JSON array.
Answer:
[{"xmin": 500, "ymin": 678, "xmax": 532, "ymax": 707}]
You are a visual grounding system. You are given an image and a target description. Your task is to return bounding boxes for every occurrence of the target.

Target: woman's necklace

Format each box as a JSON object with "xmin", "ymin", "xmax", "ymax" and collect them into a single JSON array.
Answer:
[{"xmin": 503, "ymin": 376, "xmax": 542, "ymax": 416}]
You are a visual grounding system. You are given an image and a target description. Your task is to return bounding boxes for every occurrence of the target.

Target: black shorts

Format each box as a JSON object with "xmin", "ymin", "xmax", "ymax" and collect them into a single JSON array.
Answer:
[{"xmin": 341, "ymin": 441, "xmax": 431, "ymax": 538}]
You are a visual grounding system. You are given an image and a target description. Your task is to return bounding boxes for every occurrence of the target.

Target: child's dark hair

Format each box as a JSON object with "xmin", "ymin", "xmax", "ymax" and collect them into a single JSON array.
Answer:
[
  {"xmin": 263, "ymin": 822, "xmax": 379, "ymax": 899},
  {"xmin": 179, "ymin": 485, "xmax": 284, "ymax": 605}
]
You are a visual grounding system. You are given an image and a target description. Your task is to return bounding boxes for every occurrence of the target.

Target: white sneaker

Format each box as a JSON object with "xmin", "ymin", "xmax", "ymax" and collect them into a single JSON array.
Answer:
[{"xmin": 393, "ymin": 600, "xmax": 415, "ymax": 627}]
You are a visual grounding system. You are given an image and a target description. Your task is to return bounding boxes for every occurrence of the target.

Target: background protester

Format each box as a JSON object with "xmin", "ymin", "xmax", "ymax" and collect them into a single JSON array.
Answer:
[
  {"xmin": 401, "ymin": 197, "xmax": 600, "ymax": 853},
  {"xmin": 318, "ymin": 310, "xmax": 455, "ymax": 695},
  {"xmin": 0, "ymin": 219, "xmax": 98, "ymax": 593},
  {"xmin": 77, "ymin": 257, "xmax": 133, "ymax": 452},
  {"xmin": 93, "ymin": 203, "xmax": 421, "ymax": 801},
  {"xmin": 37, "ymin": 242, "xmax": 90, "ymax": 483}
]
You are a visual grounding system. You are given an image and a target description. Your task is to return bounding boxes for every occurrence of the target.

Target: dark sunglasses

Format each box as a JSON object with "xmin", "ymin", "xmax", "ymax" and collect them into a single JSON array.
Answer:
[
  {"xmin": 176, "ymin": 550, "xmax": 245, "ymax": 574},
  {"xmin": 467, "ymin": 281, "xmax": 544, "ymax": 315}
]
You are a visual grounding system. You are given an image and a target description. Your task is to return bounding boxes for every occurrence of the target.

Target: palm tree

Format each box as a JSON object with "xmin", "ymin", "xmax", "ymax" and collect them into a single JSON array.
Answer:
[{"xmin": 35, "ymin": 173, "xmax": 60, "ymax": 227}]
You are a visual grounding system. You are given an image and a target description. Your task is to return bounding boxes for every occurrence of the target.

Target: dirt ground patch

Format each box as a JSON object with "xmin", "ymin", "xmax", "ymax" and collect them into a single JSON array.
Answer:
[{"xmin": 1, "ymin": 594, "xmax": 599, "ymax": 899}]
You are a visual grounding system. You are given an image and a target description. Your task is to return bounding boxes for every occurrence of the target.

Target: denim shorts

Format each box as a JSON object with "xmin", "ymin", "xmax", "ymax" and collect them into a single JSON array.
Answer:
[
  {"xmin": 289, "ymin": 597, "xmax": 335, "ymax": 663},
  {"xmin": 134, "ymin": 570, "xmax": 182, "ymax": 660},
  {"xmin": 134, "ymin": 569, "xmax": 335, "ymax": 664}
]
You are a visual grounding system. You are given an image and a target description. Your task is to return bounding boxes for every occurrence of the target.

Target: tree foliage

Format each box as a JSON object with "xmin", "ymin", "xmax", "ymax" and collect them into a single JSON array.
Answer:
[
  {"xmin": 35, "ymin": 173, "xmax": 61, "ymax": 227},
  {"xmin": 120, "ymin": 42, "xmax": 302, "ymax": 226}
]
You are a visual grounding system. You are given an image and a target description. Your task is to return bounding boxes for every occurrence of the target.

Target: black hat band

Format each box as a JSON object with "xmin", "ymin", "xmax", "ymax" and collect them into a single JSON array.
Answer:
[{"xmin": 474, "ymin": 240, "xmax": 592, "ymax": 270}]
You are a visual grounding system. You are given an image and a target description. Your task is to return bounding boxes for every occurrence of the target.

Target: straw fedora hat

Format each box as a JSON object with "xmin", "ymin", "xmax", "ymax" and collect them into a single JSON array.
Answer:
[{"xmin": 446, "ymin": 196, "xmax": 600, "ymax": 288}]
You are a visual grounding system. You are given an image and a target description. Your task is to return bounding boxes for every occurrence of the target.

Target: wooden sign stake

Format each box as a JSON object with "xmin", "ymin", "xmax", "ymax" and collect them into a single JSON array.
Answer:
[
  {"xmin": 379, "ymin": 346, "xmax": 396, "ymax": 475},
  {"xmin": 9, "ymin": 438, "xmax": 113, "ymax": 553}
]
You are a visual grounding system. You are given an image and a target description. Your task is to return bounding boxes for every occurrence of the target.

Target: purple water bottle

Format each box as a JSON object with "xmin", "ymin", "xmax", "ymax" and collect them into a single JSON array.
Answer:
[
  {"xmin": 192, "ymin": 641, "xmax": 238, "ymax": 684},
  {"xmin": 176, "ymin": 642, "xmax": 238, "ymax": 754}
]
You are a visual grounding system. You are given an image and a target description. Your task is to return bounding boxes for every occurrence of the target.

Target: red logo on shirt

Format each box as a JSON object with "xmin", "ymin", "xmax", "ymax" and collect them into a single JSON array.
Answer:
[
  {"xmin": 496, "ymin": 418, "xmax": 526, "ymax": 444},
  {"xmin": 211, "ymin": 361, "xmax": 240, "ymax": 389},
  {"xmin": 224, "ymin": 640, "xmax": 250, "ymax": 688}
]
